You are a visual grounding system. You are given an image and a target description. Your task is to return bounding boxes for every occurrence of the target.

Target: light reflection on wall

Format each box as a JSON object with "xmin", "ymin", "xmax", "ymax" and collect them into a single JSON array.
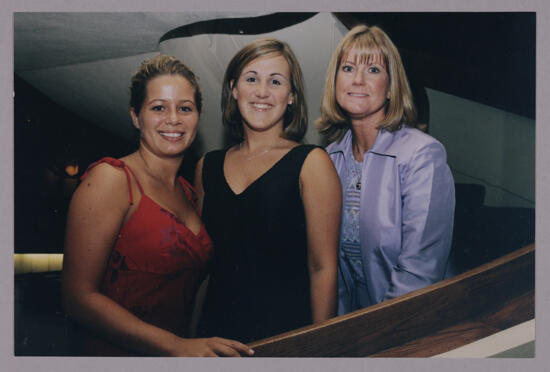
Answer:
[{"xmin": 14, "ymin": 254, "xmax": 63, "ymax": 274}]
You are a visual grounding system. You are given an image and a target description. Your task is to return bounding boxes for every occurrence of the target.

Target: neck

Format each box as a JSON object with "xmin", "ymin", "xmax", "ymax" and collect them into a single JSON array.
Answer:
[
  {"xmin": 240, "ymin": 124, "xmax": 287, "ymax": 152},
  {"xmin": 137, "ymin": 146, "xmax": 182, "ymax": 186},
  {"xmin": 350, "ymin": 118, "xmax": 380, "ymax": 161}
]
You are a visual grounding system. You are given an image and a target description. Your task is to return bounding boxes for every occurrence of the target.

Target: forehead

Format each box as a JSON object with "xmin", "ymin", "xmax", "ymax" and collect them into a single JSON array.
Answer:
[
  {"xmin": 145, "ymin": 74, "xmax": 195, "ymax": 97},
  {"xmin": 241, "ymin": 53, "xmax": 290, "ymax": 74}
]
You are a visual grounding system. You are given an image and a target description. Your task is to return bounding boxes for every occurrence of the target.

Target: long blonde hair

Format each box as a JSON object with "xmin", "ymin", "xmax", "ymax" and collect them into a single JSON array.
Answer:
[{"xmin": 316, "ymin": 25, "xmax": 417, "ymax": 143}]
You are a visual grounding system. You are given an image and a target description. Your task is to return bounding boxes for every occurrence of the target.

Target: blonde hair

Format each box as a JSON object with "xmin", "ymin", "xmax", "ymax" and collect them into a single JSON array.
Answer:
[
  {"xmin": 222, "ymin": 38, "xmax": 307, "ymax": 142},
  {"xmin": 316, "ymin": 25, "xmax": 417, "ymax": 143}
]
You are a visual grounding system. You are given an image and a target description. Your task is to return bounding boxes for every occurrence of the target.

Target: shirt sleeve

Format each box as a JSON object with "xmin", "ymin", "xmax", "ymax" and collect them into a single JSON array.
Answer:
[{"xmin": 382, "ymin": 140, "xmax": 455, "ymax": 301}]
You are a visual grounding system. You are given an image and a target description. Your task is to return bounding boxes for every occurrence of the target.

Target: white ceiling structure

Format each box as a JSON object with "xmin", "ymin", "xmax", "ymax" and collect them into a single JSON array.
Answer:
[{"xmin": 14, "ymin": 12, "xmax": 347, "ymax": 152}]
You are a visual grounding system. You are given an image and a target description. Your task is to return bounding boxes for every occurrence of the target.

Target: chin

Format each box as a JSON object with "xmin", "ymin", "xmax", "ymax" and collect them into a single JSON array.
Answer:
[{"xmin": 245, "ymin": 119, "xmax": 284, "ymax": 132}]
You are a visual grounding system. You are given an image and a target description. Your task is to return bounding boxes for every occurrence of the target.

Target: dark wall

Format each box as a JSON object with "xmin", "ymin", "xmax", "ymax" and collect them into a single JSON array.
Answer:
[
  {"xmin": 336, "ymin": 12, "xmax": 535, "ymax": 119},
  {"xmin": 14, "ymin": 75, "xmax": 136, "ymax": 253}
]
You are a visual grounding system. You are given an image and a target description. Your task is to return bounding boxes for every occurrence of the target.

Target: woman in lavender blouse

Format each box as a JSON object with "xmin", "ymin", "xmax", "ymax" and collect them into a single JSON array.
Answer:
[{"xmin": 317, "ymin": 25, "xmax": 455, "ymax": 314}]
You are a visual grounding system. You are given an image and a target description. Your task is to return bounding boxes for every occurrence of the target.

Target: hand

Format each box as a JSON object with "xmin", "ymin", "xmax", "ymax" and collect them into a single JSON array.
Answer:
[{"xmin": 170, "ymin": 337, "xmax": 254, "ymax": 357}]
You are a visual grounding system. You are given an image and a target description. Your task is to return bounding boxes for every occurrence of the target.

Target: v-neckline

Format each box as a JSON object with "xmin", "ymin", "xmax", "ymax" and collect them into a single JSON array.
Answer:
[
  {"xmin": 222, "ymin": 145, "xmax": 302, "ymax": 197},
  {"xmin": 136, "ymin": 176, "xmax": 203, "ymax": 238},
  {"xmin": 141, "ymin": 194, "xmax": 205, "ymax": 238}
]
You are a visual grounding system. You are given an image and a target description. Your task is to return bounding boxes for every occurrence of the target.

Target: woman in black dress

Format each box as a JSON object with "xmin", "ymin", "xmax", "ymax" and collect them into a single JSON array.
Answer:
[{"xmin": 195, "ymin": 38, "xmax": 341, "ymax": 343}]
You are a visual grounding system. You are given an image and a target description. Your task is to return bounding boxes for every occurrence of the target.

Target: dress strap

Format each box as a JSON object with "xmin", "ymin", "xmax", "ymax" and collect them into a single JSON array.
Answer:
[
  {"xmin": 202, "ymin": 149, "xmax": 228, "ymax": 198},
  {"xmin": 284, "ymin": 144, "xmax": 321, "ymax": 170},
  {"xmin": 80, "ymin": 157, "xmax": 144, "ymax": 205},
  {"xmin": 177, "ymin": 176, "xmax": 201, "ymax": 216}
]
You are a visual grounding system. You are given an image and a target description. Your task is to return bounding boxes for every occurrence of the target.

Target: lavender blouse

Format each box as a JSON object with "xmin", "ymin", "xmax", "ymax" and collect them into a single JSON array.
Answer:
[{"xmin": 326, "ymin": 127, "xmax": 455, "ymax": 314}]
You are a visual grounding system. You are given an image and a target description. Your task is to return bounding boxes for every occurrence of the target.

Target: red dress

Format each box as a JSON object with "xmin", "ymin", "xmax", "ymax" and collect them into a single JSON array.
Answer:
[{"xmin": 80, "ymin": 157, "xmax": 212, "ymax": 355}]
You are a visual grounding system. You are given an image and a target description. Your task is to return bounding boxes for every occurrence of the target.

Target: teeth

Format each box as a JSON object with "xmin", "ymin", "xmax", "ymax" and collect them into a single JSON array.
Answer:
[
  {"xmin": 160, "ymin": 132, "xmax": 183, "ymax": 137},
  {"xmin": 349, "ymin": 93, "xmax": 367, "ymax": 97},
  {"xmin": 252, "ymin": 103, "xmax": 271, "ymax": 109}
]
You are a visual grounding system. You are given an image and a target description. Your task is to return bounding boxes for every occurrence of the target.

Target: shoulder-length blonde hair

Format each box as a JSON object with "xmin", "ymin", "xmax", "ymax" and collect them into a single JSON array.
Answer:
[
  {"xmin": 316, "ymin": 25, "xmax": 417, "ymax": 143},
  {"xmin": 222, "ymin": 38, "xmax": 308, "ymax": 142}
]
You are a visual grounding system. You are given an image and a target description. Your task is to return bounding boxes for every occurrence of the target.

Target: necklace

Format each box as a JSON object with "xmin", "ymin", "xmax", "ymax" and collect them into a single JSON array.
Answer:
[
  {"xmin": 240, "ymin": 143, "xmax": 273, "ymax": 161},
  {"xmin": 350, "ymin": 142, "xmax": 366, "ymax": 190},
  {"xmin": 348, "ymin": 153, "xmax": 363, "ymax": 190},
  {"xmin": 352, "ymin": 159, "xmax": 362, "ymax": 190},
  {"xmin": 246, "ymin": 148, "xmax": 271, "ymax": 161}
]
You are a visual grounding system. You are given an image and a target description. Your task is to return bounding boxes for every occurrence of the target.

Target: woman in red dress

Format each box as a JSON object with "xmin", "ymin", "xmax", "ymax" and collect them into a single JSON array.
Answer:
[{"xmin": 62, "ymin": 55, "xmax": 253, "ymax": 357}]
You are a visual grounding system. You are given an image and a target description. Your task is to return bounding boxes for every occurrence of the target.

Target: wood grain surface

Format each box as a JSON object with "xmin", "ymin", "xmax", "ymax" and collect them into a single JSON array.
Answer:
[{"xmin": 248, "ymin": 244, "xmax": 535, "ymax": 357}]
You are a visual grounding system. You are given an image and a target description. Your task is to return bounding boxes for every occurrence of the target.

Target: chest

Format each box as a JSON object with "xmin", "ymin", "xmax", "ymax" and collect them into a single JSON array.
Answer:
[
  {"xmin": 130, "ymin": 179, "xmax": 202, "ymax": 236},
  {"xmin": 223, "ymin": 149, "xmax": 297, "ymax": 196}
]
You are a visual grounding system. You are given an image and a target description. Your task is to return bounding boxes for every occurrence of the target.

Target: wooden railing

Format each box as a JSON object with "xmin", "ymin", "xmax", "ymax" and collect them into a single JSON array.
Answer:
[{"xmin": 248, "ymin": 244, "xmax": 535, "ymax": 357}]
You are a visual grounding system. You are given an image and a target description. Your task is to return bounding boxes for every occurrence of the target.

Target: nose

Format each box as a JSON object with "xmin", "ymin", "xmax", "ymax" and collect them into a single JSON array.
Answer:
[
  {"xmin": 352, "ymin": 70, "xmax": 365, "ymax": 85},
  {"xmin": 166, "ymin": 107, "xmax": 180, "ymax": 125},
  {"xmin": 255, "ymin": 81, "xmax": 269, "ymax": 97}
]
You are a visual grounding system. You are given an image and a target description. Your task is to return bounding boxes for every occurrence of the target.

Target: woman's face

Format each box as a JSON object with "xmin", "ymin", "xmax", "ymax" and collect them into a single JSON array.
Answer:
[
  {"xmin": 335, "ymin": 47, "xmax": 390, "ymax": 123},
  {"xmin": 131, "ymin": 74, "xmax": 199, "ymax": 158},
  {"xmin": 232, "ymin": 53, "xmax": 293, "ymax": 134}
]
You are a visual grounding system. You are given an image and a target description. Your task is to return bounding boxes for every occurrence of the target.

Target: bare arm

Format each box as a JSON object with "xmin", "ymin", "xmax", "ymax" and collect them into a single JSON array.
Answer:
[
  {"xmin": 300, "ymin": 148, "xmax": 341, "ymax": 323},
  {"xmin": 62, "ymin": 163, "xmax": 252, "ymax": 357},
  {"xmin": 193, "ymin": 155, "xmax": 205, "ymax": 213}
]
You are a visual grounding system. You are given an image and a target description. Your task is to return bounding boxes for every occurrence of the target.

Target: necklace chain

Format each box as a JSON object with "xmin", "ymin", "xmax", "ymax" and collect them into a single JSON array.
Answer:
[
  {"xmin": 349, "ymin": 156, "xmax": 362, "ymax": 190},
  {"xmin": 240, "ymin": 143, "xmax": 273, "ymax": 161},
  {"xmin": 246, "ymin": 148, "xmax": 271, "ymax": 161},
  {"xmin": 350, "ymin": 142, "xmax": 365, "ymax": 190}
]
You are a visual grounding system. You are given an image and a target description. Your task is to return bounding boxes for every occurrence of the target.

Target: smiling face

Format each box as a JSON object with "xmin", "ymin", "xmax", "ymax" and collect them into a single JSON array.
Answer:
[
  {"xmin": 231, "ymin": 53, "xmax": 293, "ymax": 135},
  {"xmin": 130, "ymin": 74, "xmax": 199, "ymax": 158},
  {"xmin": 335, "ymin": 46, "xmax": 391, "ymax": 123}
]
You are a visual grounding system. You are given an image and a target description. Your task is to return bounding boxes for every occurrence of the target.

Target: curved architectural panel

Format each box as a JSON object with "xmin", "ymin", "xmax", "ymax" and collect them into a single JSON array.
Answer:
[
  {"xmin": 160, "ymin": 13, "xmax": 316, "ymax": 41},
  {"xmin": 160, "ymin": 12, "xmax": 347, "ymax": 152}
]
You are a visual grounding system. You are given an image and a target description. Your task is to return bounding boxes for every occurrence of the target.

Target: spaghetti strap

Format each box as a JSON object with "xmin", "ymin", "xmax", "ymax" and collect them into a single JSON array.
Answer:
[
  {"xmin": 81, "ymin": 157, "xmax": 144, "ymax": 205},
  {"xmin": 124, "ymin": 166, "xmax": 145, "ymax": 195},
  {"xmin": 177, "ymin": 176, "xmax": 201, "ymax": 215}
]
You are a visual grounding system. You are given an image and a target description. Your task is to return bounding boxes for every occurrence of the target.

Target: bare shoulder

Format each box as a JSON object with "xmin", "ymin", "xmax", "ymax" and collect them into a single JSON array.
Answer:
[
  {"xmin": 301, "ymin": 147, "xmax": 336, "ymax": 176},
  {"xmin": 299, "ymin": 146, "xmax": 342, "ymax": 219},
  {"xmin": 78, "ymin": 162, "xmax": 127, "ymax": 191},
  {"xmin": 72, "ymin": 162, "xmax": 130, "ymax": 211},
  {"xmin": 300, "ymin": 147, "xmax": 340, "ymax": 192}
]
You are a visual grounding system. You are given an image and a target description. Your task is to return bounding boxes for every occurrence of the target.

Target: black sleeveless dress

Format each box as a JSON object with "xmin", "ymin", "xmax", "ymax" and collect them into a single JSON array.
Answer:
[{"xmin": 198, "ymin": 144, "xmax": 318, "ymax": 343}]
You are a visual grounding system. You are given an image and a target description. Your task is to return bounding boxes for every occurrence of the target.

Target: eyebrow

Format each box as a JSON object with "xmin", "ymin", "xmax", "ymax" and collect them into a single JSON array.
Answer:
[
  {"xmin": 147, "ymin": 98, "xmax": 196, "ymax": 106},
  {"xmin": 242, "ymin": 70, "xmax": 289, "ymax": 79}
]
